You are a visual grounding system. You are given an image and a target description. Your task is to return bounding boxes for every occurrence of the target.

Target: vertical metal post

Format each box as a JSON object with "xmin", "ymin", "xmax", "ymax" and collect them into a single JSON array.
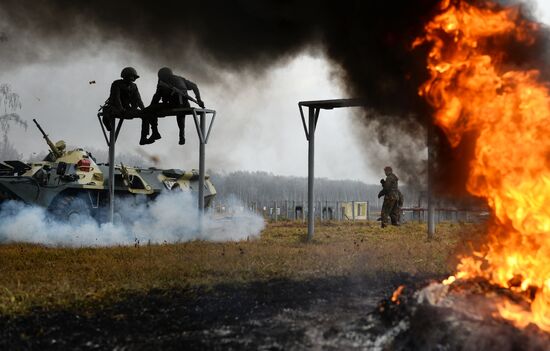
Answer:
[
  {"xmin": 286, "ymin": 200, "xmax": 289, "ymax": 220},
  {"xmin": 198, "ymin": 111, "xmax": 206, "ymax": 213},
  {"xmin": 367, "ymin": 201, "xmax": 370, "ymax": 222},
  {"xmin": 108, "ymin": 121, "xmax": 116, "ymax": 223},
  {"xmin": 318, "ymin": 201, "xmax": 320, "ymax": 221},
  {"xmin": 352, "ymin": 200, "xmax": 355, "ymax": 222},
  {"xmin": 307, "ymin": 107, "xmax": 315, "ymax": 241},
  {"xmin": 275, "ymin": 200, "xmax": 278, "ymax": 222},
  {"xmin": 427, "ymin": 124, "xmax": 435, "ymax": 240}
]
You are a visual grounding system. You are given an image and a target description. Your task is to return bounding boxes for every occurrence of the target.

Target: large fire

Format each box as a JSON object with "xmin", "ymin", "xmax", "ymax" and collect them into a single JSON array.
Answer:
[{"xmin": 415, "ymin": 0, "xmax": 550, "ymax": 332}]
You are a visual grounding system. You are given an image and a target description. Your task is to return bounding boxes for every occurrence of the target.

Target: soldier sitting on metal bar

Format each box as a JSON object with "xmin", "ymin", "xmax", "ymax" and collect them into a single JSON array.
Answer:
[
  {"xmin": 100, "ymin": 67, "xmax": 154, "ymax": 145},
  {"xmin": 147, "ymin": 67, "xmax": 205, "ymax": 145}
]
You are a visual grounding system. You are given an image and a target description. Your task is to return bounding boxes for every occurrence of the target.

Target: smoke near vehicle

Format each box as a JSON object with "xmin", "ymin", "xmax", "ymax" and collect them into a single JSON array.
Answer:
[
  {"xmin": 0, "ymin": 120, "xmax": 263, "ymax": 246},
  {"xmin": 0, "ymin": 191, "xmax": 264, "ymax": 246}
]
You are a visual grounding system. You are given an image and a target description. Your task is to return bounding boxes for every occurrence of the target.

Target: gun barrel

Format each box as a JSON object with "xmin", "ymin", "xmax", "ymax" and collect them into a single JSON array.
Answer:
[
  {"xmin": 33, "ymin": 118, "xmax": 62, "ymax": 158},
  {"xmin": 33, "ymin": 118, "xmax": 48, "ymax": 137}
]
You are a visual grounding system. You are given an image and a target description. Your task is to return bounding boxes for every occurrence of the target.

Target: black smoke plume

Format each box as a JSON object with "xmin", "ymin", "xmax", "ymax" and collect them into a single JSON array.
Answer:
[{"xmin": 0, "ymin": 0, "xmax": 545, "ymax": 194}]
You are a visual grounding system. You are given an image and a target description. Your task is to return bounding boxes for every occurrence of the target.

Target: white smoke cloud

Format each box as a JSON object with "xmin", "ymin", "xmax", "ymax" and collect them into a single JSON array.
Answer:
[{"xmin": 0, "ymin": 192, "xmax": 265, "ymax": 247}]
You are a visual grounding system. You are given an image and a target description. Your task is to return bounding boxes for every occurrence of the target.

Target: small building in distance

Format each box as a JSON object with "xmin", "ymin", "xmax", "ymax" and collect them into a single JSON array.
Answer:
[{"xmin": 339, "ymin": 201, "xmax": 368, "ymax": 220}]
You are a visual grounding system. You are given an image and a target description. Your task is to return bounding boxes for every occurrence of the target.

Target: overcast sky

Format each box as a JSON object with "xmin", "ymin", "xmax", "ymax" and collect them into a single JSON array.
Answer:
[
  {"xmin": 1, "ymin": 0, "xmax": 549, "ymax": 184},
  {"xmin": 1, "ymin": 49, "xmax": 381, "ymax": 181}
]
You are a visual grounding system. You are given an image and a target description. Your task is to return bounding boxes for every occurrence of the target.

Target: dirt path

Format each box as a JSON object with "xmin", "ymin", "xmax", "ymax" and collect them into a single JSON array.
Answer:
[{"xmin": 1, "ymin": 273, "xmax": 426, "ymax": 350}]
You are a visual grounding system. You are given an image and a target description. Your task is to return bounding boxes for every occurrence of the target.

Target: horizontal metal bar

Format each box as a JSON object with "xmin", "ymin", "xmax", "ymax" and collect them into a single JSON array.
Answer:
[
  {"xmin": 298, "ymin": 98, "xmax": 368, "ymax": 110},
  {"xmin": 115, "ymin": 107, "xmax": 216, "ymax": 120}
]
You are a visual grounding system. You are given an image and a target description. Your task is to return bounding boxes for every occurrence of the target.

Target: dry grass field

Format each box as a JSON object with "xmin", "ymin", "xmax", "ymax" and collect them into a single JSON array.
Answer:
[{"xmin": 0, "ymin": 220, "xmax": 479, "ymax": 316}]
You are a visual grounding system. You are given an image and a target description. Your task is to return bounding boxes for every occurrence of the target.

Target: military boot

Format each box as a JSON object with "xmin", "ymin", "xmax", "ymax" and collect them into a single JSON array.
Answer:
[
  {"xmin": 150, "ymin": 127, "xmax": 161, "ymax": 141},
  {"xmin": 178, "ymin": 131, "xmax": 186, "ymax": 145},
  {"xmin": 139, "ymin": 131, "xmax": 154, "ymax": 145},
  {"xmin": 139, "ymin": 137, "xmax": 154, "ymax": 145}
]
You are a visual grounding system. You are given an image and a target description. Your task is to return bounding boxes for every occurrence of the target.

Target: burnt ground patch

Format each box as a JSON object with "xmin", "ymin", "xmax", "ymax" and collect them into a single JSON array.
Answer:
[
  {"xmin": 0, "ymin": 272, "xmax": 433, "ymax": 350},
  {"xmin": 374, "ymin": 279, "xmax": 550, "ymax": 351}
]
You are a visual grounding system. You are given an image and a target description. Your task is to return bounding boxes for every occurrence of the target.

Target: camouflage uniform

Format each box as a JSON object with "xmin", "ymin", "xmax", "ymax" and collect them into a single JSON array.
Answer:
[
  {"xmin": 150, "ymin": 67, "xmax": 204, "ymax": 145},
  {"xmin": 109, "ymin": 80, "xmax": 144, "ymax": 112},
  {"xmin": 102, "ymin": 67, "xmax": 148, "ymax": 145},
  {"xmin": 103, "ymin": 79, "xmax": 145, "ymax": 130},
  {"xmin": 380, "ymin": 170, "xmax": 400, "ymax": 227}
]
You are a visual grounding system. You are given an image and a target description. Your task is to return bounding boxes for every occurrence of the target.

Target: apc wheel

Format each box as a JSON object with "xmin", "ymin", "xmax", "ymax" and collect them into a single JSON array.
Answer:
[
  {"xmin": 99, "ymin": 209, "xmax": 123, "ymax": 225},
  {"xmin": 50, "ymin": 195, "xmax": 92, "ymax": 225}
]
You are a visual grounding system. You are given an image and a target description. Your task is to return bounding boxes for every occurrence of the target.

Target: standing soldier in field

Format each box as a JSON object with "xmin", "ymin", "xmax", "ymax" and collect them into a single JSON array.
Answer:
[
  {"xmin": 101, "ymin": 67, "xmax": 153, "ymax": 145},
  {"xmin": 378, "ymin": 166, "xmax": 401, "ymax": 228},
  {"xmin": 148, "ymin": 67, "xmax": 205, "ymax": 145}
]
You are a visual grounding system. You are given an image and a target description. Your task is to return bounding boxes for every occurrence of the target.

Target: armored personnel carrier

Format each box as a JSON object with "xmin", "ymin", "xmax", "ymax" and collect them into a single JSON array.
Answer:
[{"xmin": 0, "ymin": 120, "xmax": 216, "ymax": 222}]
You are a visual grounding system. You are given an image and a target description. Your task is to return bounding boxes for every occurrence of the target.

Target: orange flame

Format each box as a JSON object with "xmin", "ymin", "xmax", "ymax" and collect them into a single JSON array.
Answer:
[
  {"xmin": 417, "ymin": 0, "xmax": 550, "ymax": 332},
  {"xmin": 391, "ymin": 285, "xmax": 405, "ymax": 304}
]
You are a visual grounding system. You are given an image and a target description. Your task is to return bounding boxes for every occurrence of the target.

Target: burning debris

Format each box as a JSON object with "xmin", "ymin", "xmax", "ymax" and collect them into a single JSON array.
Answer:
[
  {"xmin": 413, "ymin": 0, "xmax": 550, "ymax": 333},
  {"xmin": 369, "ymin": 279, "xmax": 550, "ymax": 350}
]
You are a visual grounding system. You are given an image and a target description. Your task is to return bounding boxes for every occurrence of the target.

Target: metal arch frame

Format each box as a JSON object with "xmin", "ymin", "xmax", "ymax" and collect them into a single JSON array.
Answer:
[
  {"xmin": 97, "ymin": 115, "xmax": 125, "ymax": 147},
  {"xmin": 98, "ymin": 107, "xmax": 216, "ymax": 223},
  {"xmin": 298, "ymin": 98, "xmax": 435, "ymax": 241},
  {"xmin": 298, "ymin": 104, "xmax": 320, "ymax": 241},
  {"xmin": 191, "ymin": 109, "xmax": 217, "ymax": 211}
]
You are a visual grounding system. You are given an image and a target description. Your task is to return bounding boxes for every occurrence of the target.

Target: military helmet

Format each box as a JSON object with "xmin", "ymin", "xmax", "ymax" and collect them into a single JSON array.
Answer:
[
  {"xmin": 121, "ymin": 67, "xmax": 140, "ymax": 80},
  {"xmin": 55, "ymin": 140, "xmax": 66, "ymax": 152},
  {"xmin": 158, "ymin": 67, "xmax": 173, "ymax": 80}
]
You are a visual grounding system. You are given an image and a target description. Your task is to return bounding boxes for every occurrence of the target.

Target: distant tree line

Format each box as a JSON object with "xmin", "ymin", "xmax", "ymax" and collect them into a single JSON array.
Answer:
[{"xmin": 210, "ymin": 170, "xmax": 422, "ymax": 208}]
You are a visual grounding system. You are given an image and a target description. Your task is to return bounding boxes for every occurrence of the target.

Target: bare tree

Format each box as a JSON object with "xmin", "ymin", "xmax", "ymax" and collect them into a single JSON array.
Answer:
[{"xmin": 0, "ymin": 84, "xmax": 26, "ymax": 159}]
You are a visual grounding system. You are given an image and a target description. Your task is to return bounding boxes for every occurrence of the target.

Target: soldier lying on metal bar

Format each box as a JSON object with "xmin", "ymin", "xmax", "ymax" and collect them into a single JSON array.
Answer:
[
  {"xmin": 146, "ymin": 67, "xmax": 205, "ymax": 145},
  {"xmin": 100, "ymin": 67, "xmax": 150, "ymax": 145}
]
